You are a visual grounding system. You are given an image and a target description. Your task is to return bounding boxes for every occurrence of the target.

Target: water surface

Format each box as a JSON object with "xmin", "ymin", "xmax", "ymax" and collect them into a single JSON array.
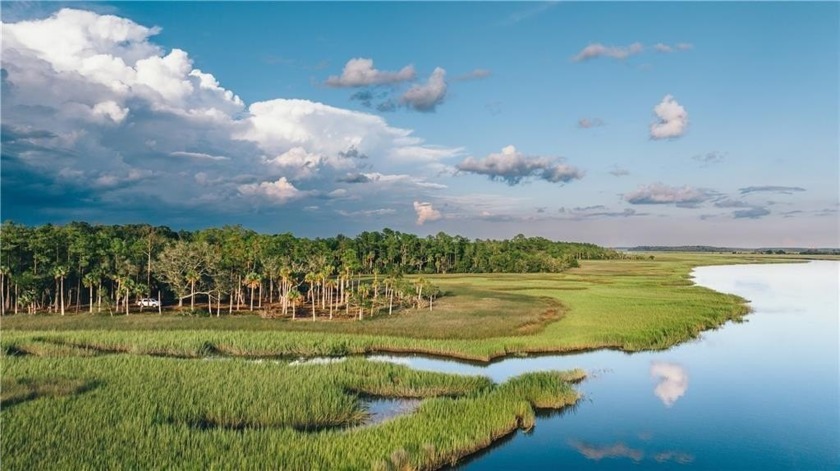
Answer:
[{"xmin": 373, "ymin": 261, "xmax": 840, "ymax": 469}]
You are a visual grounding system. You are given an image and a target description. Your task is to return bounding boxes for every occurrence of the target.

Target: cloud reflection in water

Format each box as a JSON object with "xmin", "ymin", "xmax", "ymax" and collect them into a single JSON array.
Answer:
[
  {"xmin": 569, "ymin": 440, "xmax": 695, "ymax": 465},
  {"xmin": 650, "ymin": 361, "xmax": 689, "ymax": 407},
  {"xmin": 568, "ymin": 440, "xmax": 643, "ymax": 462}
]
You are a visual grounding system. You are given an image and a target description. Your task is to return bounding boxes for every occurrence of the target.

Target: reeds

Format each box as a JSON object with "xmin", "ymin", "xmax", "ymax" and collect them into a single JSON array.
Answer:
[{"xmin": 2, "ymin": 355, "xmax": 581, "ymax": 470}]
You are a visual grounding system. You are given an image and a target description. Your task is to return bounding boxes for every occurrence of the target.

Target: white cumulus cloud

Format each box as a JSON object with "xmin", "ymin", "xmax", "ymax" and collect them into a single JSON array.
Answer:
[
  {"xmin": 413, "ymin": 201, "xmax": 442, "ymax": 225},
  {"xmin": 456, "ymin": 145, "xmax": 583, "ymax": 185},
  {"xmin": 401, "ymin": 67, "xmax": 447, "ymax": 112},
  {"xmin": 0, "ymin": 8, "xmax": 461, "ymax": 225},
  {"xmin": 238, "ymin": 177, "xmax": 304, "ymax": 203},
  {"xmin": 91, "ymin": 100, "xmax": 129, "ymax": 123},
  {"xmin": 650, "ymin": 95, "xmax": 688, "ymax": 140},
  {"xmin": 625, "ymin": 183, "xmax": 711, "ymax": 206},
  {"xmin": 325, "ymin": 58, "xmax": 415, "ymax": 87}
]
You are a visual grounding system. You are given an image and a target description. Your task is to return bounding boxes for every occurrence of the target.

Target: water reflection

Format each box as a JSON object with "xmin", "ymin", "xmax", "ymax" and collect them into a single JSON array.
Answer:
[
  {"xmin": 569, "ymin": 440, "xmax": 695, "ymax": 465},
  {"xmin": 401, "ymin": 262, "xmax": 838, "ymax": 470},
  {"xmin": 650, "ymin": 361, "xmax": 688, "ymax": 407},
  {"xmin": 654, "ymin": 451, "xmax": 695, "ymax": 464},
  {"xmin": 568, "ymin": 440, "xmax": 644, "ymax": 462},
  {"xmin": 362, "ymin": 397, "xmax": 422, "ymax": 425}
]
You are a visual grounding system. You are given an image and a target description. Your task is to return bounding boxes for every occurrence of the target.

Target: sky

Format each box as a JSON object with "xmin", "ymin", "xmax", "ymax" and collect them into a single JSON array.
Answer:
[{"xmin": 1, "ymin": 2, "xmax": 838, "ymax": 247}]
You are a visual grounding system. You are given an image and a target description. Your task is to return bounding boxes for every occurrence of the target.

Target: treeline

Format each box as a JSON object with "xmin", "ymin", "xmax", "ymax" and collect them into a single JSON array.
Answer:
[
  {"xmin": 628, "ymin": 245, "xmax": 840, "ymax": 254},
  {"xmin": 0, "ymin": 221, "xmax": 621, "ymax": 317}
]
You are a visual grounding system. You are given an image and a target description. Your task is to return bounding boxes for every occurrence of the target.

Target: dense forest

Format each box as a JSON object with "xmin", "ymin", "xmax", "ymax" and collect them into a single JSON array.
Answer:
[{"xmin": 0, "ymin": 221, "xmax": 621, "ymax": 318}]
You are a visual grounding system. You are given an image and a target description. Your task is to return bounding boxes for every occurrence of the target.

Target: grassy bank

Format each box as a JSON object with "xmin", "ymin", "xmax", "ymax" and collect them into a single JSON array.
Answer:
[
  {"xmin": 1, "ymin": 253, "xmax": 815, "ymax": 470},
  {"xmin": 1, "ymin": 253, "xmax": 797, "ymax": 361},
  {"xmin": 1, "ymin": 354, "xmax": 583, "ymax": 470}
]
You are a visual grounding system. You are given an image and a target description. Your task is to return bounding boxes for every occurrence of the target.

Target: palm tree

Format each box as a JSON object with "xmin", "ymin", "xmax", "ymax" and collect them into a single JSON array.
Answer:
[
  {"xmin": 262, "ymin": 256, "xmax": 281, "ymax": 307},
  {"xmin": 0, "ymin": 265, "xmax": 9, "ymax": 316},
  {"xmin": 18, "ymin": 288, "xmax": 36, "ymax": 315},
  {"xmin": 414, "ymin": 277, "xmax": 427, "ymax": 310},
  {"xmin": 384, "ymin": 274, "xmax": 400, "ymax": 315},
  {"xmin": 288, "ymin": 288, "xmax": 301, "ymax": 319},
  {"xmin": 304, "ymin": 272, "xmax": 317, "ymax": 320},
  {"xmin": 357, "ymin": 284, "xmax": 371, "ymax": 320},
  {"xmin": 119, "ymin": 278, "xmax": 137, "ymax": 315},
  {"xmin": 82, "ymin": 272, "xmax": 98, "ymax": 314},
  {"xmin": 244, "ymin": 272, "xmax": 261, "ymax": 311},
  {"xmin": 52, "ymin": 265, "xmax": 68, "ymax": 316},
  {"xmin": 323, "ymin": 276, "xmax": 334, "ymax": 319},
  {"xmin": 278, "ymin": 266, "xmax": 293, "ymax": 316}
]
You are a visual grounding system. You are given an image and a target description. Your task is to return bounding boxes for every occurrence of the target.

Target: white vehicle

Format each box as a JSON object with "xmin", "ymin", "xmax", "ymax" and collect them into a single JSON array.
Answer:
[{"xmin": 136, "ymin": 298, "xmax": 161, "ymax": 308}]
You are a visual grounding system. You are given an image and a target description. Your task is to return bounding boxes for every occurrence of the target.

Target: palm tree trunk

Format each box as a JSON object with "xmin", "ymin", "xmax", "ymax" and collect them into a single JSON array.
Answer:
[
  {"xmin": 76, "ymin": 272, "xmax": 81, "ymax": 313},
  {"xmin": 236, "ymin": 274, "xmax": 241, "ymax": 311},
  {"xmin": 89, "ymin": 285, "xmax": 94, "ymax": 313},
  {"xmin": 60, "ymin": 277, "xmax": 65, "ymax": 316}
]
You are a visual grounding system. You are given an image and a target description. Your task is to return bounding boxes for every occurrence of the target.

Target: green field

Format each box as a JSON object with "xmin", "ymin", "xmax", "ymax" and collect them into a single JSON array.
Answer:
[
  {"xmin": 0, "ymin": 253, "xmax": 821, "ymax": 469},
  {"xmin": 1, "ymin": 253, "xmax": 810, "ymax": 360}
]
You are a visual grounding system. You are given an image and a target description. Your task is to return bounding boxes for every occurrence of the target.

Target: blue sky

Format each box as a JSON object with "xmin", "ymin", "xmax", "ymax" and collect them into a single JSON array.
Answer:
[{"xmin": 1, "ymin": 2, "xmax": 837, "ymax": 246}]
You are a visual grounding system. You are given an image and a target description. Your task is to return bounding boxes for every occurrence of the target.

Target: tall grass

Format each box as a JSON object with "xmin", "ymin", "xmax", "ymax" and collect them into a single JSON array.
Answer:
[
  {"xmin": 2, "ymin": 254, "xmax": 762, "ymax": 361},
  {"xmin": 2, "ymin": 355, "xmax": 581, "ymax": 470},
  {"xmin": 1, "ymin": 254, "xmax": 774, "ymax": 469}
]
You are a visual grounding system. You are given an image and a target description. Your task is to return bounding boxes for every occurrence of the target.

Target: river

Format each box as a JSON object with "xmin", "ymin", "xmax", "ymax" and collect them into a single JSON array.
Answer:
[{"xmin": 370, "ymin": 261, "xmax": 840, "ymax": 469}]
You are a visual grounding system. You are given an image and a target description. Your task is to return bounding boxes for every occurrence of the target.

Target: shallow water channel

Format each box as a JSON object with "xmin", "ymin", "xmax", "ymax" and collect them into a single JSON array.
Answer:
[{"xmin": 368, "ymin": 261, "xmax": 839, "ymax": 469}]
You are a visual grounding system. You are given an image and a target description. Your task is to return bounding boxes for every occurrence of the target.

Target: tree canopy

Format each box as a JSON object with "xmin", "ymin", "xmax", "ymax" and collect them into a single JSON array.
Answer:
[{"xmin": 0, "ymin": 221, "xmax": 622, "ymax": 317}]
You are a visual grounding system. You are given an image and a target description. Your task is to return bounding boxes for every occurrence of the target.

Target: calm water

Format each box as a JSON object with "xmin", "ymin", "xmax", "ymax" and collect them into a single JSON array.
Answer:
[{"xmin": 371, "ymin": 261, "xmax": 840, "ymax": 470}]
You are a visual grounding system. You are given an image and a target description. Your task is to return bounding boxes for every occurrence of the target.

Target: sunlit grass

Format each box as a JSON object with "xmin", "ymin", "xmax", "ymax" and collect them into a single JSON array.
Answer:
[
  {"xmin": 1, "ymin": 253, "xmax": 788, "ymax": 361},
  {"xmin": 1, "ymin": 355, "xmax": 582, "ymax": 470},
  {"xmin": 1, "ymin": 253, "xmax": 811, "ymax": 470}
]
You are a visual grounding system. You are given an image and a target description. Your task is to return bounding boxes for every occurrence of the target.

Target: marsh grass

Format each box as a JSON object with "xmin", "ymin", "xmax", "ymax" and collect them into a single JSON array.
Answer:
[
  {"xmin": 0, "ymin": 376, "xmax": 101, "ymax": 408},
  {"xmin": 1, "ymin": 254, "xmax": 797, "ymax": 470},
  {"xmin": 2, "ymin": 355, "xmax": 581, "ymax": 470},
  {"xmin": 2, "ymin": 254, "xmax": 768, "ymax": 361}
]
